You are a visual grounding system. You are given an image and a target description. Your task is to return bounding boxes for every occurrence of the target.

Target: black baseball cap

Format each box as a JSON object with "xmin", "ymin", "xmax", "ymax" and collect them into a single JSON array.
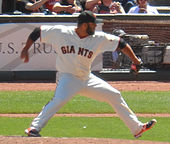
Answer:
[{"xmin": 77, "ymin": 11, "xmax": 103, "ymax": 24}]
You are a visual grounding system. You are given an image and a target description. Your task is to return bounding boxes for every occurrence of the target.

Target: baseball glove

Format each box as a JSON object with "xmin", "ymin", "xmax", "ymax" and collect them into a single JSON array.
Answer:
[{"xmin": 130, "ymin": 59, "xmax": 143, "ymax": 75}]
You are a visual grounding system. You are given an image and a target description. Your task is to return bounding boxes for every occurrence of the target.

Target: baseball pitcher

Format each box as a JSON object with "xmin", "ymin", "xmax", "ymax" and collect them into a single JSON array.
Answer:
[{"xmin": 20, "ymin": 10, "xmax": 156, "ymax": 138}]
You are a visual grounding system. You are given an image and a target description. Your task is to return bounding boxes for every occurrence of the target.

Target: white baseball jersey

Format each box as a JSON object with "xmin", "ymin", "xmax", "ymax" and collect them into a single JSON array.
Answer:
[{"xmin": 40, "ymin": 25, "xmax": 120, "ymax": 80}]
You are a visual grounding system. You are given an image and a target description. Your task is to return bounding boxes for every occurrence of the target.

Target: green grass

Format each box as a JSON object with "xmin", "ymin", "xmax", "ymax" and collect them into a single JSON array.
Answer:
[
  {"xmin": 0, "ymin": 91, "xmax": 170, "ymax": 142},
  {"xmin": 0, "ymin": 91, "xmax": 170, "ymax": 113},
  {"xmin": 0, "ymin": 117, "xmax": 169, "ymax": 142},
  {"xmin": 123, "ymin": 91, "xmax": 170, "ymax": 113}
]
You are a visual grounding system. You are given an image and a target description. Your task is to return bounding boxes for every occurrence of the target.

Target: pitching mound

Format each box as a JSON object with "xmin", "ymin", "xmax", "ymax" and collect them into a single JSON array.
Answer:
[
  {"xmin": 0, "ymin": 136, "xmax": 170, "ymax": 144},
  {"xmin": 0, "ymin": 81, "xmax": 170, "ymax": 91}
]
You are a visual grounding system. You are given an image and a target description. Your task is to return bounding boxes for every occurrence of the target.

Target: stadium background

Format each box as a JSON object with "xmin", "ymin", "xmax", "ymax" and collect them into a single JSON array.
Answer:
[{"xmin": 0, "ymin": 14, "xmax": 170, "ymax": 81}]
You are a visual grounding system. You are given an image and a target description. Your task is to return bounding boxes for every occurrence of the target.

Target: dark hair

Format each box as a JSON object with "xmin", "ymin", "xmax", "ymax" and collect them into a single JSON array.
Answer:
[{"xmin": 77, "ymin": 10, "xmax": 96, "ymax": 24}]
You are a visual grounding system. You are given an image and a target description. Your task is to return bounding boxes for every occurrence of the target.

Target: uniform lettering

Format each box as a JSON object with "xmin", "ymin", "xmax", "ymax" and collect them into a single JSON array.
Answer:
[
  {"xmin": 78, "ymin": 47, "xmax": 93, "ymax": 59},
  {"xmin": 61, "ymin": 46, "xmax": 93, "ymax": 59},
  {"xmin": 78, "ymin": 47, "xmax": 84, "ymax": 56},
  {"xmin": 88, "ymin": 51, "xmax": 93, "ymax": 58},
  {"xmin": 66, "ymin": 46, "xmax": 70, "ymax": 53},
  {"xmin": 84, "ymin": 49, "xmax": 89, "ymax": 57},
  {"xmin": 61, "ymin": 45, "xmax": 75, "ymax": 54},
  {"xmin": 61, "ymin": 46, "xmax": 67, "ymax": 54},
  {"xmin": 70, "ymin": 45, "xmax": 75, "ymax": 54}
]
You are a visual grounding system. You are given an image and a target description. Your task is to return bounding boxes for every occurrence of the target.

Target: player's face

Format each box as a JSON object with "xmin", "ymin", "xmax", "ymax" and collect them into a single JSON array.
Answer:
[{"xmin": 86, "ymin": 22, "xmax": 97, "ymax": 35}]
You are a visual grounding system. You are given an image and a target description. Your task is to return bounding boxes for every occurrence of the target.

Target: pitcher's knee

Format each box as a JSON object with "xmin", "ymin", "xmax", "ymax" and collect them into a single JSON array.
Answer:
[
  {"xmin": 104, "ymin": 90, "xmax": 121, "ymax": 103},
  {"xmin": 53, "ymin": 95, "xmax": 69, "ymax": 105},
  {"xmin": 109, "ymin": 88, "xmax": 121, "ymax": 97},
  {"xmin": 109, "ymin": 90, "xmax": 123, "ymax": 102},
  {"xmin": 113, "ymin": 91, "xmax": 121, "ymax": 99}
]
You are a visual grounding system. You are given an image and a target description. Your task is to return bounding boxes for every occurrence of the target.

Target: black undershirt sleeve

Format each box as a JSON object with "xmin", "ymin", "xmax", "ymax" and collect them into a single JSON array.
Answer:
[
  {"xmin": 28, "ymin": 27, "xmax": 40, "ymax": 42},
  {"xmin": 117, "ymin": 38, "xmax": 127, "ymax": 50}
]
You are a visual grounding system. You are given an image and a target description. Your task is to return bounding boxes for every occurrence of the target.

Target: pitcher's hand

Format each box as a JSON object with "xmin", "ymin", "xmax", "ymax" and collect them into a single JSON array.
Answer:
[
  {"xmin": 130, "ymin": 58, "xmax": 143, "ymax": 75},
  {"xmin": 20, "ymin": 48, "xmax": 29, "ymax": 63}
]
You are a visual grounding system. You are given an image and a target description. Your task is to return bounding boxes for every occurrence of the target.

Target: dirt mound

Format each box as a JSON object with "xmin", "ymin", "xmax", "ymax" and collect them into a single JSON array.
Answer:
[
  {"xmin": 0, "ymin": 81, "xmax": 170, "ymax": 91},
  {"xmin": 0, "ymin": 136, "xmax": 170, "ymax": 144}
]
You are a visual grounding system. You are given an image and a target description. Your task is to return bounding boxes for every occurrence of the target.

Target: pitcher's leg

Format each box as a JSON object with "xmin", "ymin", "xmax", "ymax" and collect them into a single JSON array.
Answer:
[
  {"xmin": 81, "ymin": 73, "xmax": 143, "ymax": 135},
  {"xmin": 109, "ymin": 91, "xmax": 143, "ymax": 135},
  {"xmin": 31, "ymin": 87, "xmax": 71, "ymax": 132},
  {"xmin": 30, "ymin": 73, "xmax": 84, "ymax": 132}
]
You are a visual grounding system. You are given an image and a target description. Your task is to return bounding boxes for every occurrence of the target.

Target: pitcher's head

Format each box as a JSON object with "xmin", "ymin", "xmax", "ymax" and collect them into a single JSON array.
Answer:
[{"xmin": 77, "ymin": 11, "xmax": 102, "ymax": 35}]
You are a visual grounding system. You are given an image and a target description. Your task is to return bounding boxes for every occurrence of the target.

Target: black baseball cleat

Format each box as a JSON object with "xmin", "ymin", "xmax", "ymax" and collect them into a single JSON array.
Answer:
[
  {"xmin": 25, "ymin": 128, "xmax": 41, "ymax": 137},
  {"xmin": 134, "ymin": 119, "xmax": 157, "ymax": 138}
]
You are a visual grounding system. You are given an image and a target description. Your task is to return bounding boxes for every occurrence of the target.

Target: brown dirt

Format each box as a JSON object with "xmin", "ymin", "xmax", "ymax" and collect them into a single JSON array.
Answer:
[
  {"xmin": 0, "ymin": 81, "xmax": 170, "ymax": 144},
  {"xmin": 0, "ymin": 136, "xmax": 170, "ymax": 144},
  {"xmin": 0, "ymin": 81, "xmax": 170, "ymax": 91}
]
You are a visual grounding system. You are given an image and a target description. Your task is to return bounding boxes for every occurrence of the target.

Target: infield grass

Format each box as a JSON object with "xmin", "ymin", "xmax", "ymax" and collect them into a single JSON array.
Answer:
[
  {"xmin": 0, "ymin": 91, "xmax": 170, "ymax": 142},
  {"xmin": 0, "ymin": 117, "xmax": 169, "ymax": 142},
  {"xmin": 0, "ymin": 91, "xmax": 169, "ymax": 113}
]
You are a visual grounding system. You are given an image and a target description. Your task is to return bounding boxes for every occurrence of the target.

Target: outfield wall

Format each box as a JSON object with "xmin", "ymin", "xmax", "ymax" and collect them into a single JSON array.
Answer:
[{"xmin": 0, "ymin": 14, "xmax": 170, "ymax": 81}]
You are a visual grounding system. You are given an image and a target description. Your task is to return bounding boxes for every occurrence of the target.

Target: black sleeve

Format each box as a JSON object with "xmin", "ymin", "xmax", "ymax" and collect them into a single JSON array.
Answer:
[
  {"xmin": 28, "ymin": 27, "xmax": 40, "ymax": 42},
  {"xmin": 117, "ymin": 38, "xmax": 127, "ymax": 49}
]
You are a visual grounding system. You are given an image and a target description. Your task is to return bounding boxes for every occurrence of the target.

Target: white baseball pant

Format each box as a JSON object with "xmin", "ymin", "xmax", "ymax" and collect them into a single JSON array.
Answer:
[{"xmin": 30, "ymin": 72, "xmax": 143, "ymax": 135}]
